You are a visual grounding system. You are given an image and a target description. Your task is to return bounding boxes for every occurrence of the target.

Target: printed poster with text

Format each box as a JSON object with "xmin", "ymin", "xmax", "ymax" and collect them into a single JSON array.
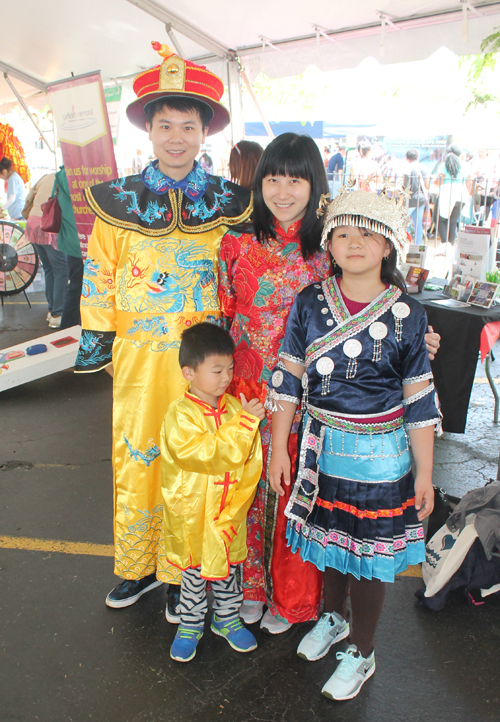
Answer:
[{"xmin": 48, "ymin": 73, "xmax": 118, "ymax": 258}]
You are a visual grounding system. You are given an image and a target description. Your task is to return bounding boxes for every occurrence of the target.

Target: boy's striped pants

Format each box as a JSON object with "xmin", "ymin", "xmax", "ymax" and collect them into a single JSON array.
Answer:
[{"xmin": 179, "ymin": 565, "xmax": 242, "ymax": 624}]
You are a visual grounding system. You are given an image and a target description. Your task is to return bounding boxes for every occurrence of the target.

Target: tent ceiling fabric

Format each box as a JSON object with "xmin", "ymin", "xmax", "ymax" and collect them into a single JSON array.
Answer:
[{"xmin": 1, "ymin": 0, "xmax": 499, "ymax": 109}]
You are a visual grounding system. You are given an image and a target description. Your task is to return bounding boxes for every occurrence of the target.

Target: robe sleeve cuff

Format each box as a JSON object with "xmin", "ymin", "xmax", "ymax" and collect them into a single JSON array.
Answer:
[
  {"xmin": 74, "ymin": 329, "xmax": 115, "ymax": 373},
  {"xmin": 265, "ymin": 362, "xmax": 302, "ymax": 411}
]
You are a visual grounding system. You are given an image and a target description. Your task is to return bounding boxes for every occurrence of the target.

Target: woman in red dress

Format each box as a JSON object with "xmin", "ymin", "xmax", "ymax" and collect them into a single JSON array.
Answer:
[{"xmin": 218, "ymin": 134, "xmax": 330, "ymax": 633}]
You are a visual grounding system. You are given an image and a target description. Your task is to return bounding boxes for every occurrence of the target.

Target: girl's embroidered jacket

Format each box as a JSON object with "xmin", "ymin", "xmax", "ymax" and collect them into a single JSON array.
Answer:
[
  {"xmin": 268, "ymin": 276, "xmax": 440, "ymax": 430},
  {"xmin": 160, "ymin": 392, "xmax": 262, "ymax": 580}
]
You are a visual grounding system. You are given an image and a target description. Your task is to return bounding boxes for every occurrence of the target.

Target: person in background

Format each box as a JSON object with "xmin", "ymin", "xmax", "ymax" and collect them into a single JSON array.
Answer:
[
  {"xmin": 53, "ymin": 166, "xmax": 84, "ymax": 329},
  {"xmin": 349, "ymin": 141, "xmax": 383, "ymax": 193},
  {"xmin": 228, "ymin": 141, "xmax": 263, "ymax": 191},
  {"xmin": 327, "ymin": 144, "xmax": 346, "ymax": 198},
  {"xmin": 0, "ymin": 156, "xmax": 27, "ymax": 220},
  {"xmin": 23, "ymin": 172, "xmax": 69, "ymax": 328},
  {"xmin": 132, "ymin": 149, "xmax": 144, "ymax": 175},
  {"xmin": 403, "ymin": 148, "xmax": 429, "ymax": 245},
  {"xmin": 323, "ymin": 145, "xmax": 331, "ymax": 170},
  {"xmin": 435, "ymin": 144, "xmax": 473, "ymax": 249},
  {"xmin": 199, "ymin": 152, "xmax": 214, "ymax": 174}
]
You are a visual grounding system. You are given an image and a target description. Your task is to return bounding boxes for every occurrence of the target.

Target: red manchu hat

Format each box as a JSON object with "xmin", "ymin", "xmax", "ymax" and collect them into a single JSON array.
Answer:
[{"xmin": 126, "ymin": 42, "xmax": 230, "ymax": 136}]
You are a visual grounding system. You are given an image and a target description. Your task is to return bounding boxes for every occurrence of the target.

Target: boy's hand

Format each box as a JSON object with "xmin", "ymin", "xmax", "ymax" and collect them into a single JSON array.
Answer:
[
  {"xmin": 240, "ymin": 393, "xmax": 265, "ymax": 421},
  {"xmin": 415, "ymin": 476, "xmax": 434, "ymax": 521},
  {"xmin": 269, "ymin": 448, "xmax": 291, "ymax": 496}
]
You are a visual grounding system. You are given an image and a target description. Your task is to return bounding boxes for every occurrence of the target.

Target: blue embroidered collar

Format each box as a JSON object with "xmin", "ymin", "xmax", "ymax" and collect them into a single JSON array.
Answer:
[{"xmin": 141, "ymin": 160, "xmax": 210, "ymax": 201}]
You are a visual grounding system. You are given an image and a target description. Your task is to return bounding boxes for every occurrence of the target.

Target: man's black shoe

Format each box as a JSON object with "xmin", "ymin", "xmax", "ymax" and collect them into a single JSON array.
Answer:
[
  {"xmin": 165, "ymin": 584, "xmax": 181, "ymax": 623},
  {"xmin": 105, "ymin": 572, "xmax": 163, "ymax": 608}
]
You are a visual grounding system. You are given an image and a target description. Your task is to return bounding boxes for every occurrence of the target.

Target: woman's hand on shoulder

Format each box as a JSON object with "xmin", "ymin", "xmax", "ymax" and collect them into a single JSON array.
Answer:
[
  {"xmin": 425, "ymin": 325, "xmax": 440, "ymax": 360},
  {"xmin": 269, "ymin": 447, "xmax": 291, "ymax": 496}
]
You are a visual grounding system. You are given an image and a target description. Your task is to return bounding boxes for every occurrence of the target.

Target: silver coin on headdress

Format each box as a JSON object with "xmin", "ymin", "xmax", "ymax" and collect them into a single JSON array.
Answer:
[
  {"xmin": 343, "ymin": 339, "xmax": 362, "ymax": 358},
  {"xmin": 316, "ymin": 357, "xmax": 334, "ymax": 376}
]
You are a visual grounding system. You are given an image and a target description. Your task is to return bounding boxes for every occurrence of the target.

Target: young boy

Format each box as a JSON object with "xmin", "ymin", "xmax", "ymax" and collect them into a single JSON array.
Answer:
[{"xmin": 160, "ymin": 323, "xmax": 264, "ymax": 662}]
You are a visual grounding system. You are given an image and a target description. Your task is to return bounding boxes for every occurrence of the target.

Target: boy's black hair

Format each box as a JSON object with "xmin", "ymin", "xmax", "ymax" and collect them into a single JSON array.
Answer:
[
  {"xmin": 179, "ymin": 322, "xmax": 235, "ymax": 369},
  {"xmin": 144, "ymin": 96, "xmax": 213, "ymax": 130},
  {"xmin": 406, "ymin": 148, "xmax": 419, "ymax": 161},
  {"xmin": 0, "ymin": 157, "xmax": 13, "ymax": 172},
  {"xmin": 252, "ymin": 133, "xmax": 329, "ymax": 261}
]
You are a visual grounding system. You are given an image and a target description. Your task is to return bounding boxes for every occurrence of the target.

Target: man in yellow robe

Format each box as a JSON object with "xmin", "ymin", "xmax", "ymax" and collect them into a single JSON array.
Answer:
[{"xmin": 74, "ymin": 46, "xmax": 252, "ymax": 614}]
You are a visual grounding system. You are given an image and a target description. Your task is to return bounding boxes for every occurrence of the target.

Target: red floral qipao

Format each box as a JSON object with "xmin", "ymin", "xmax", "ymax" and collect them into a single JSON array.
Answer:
[{"xmin": 218, "ymin": 219, "xmax": 330, "ymax": 622}]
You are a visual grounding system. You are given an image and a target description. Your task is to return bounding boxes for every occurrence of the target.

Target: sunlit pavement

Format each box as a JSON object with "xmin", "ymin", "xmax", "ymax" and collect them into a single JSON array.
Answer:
[{"xmin": 1, "ymin": 291, "xmax": 499, "ymax": 722}]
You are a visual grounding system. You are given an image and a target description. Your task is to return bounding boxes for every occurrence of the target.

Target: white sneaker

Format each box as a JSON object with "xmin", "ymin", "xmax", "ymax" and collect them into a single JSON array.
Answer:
[
  {"xmin": 297, "ymin": 612, "xmax": 350, "ymax": 661},
  {"xmin": 321, "ymin": 644, "xmax": 375, "ymax": 701},
  {"xmin": 239, "ymin": 600, "xmax": 265, "ymax": 624},
  {"xmin": 260, "ymin": 608, "xmax": 292, "ymax": 635},
  {"xmin": 48, "ymin": 315, "xmax": 62, "ymax": 328}
]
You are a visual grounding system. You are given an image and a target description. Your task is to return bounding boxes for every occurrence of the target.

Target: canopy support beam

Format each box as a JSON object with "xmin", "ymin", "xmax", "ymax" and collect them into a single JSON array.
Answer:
[
  {"xmin": 0, "ymin": 61, "xmax": 47, "ymax": 92},
  {"xmin": 124, "ymin": 0, "xmax": 231, "ymax": 58},
  {"xmin": 3, "ymin": 73, "xmax": 54, "ymax": 154}
]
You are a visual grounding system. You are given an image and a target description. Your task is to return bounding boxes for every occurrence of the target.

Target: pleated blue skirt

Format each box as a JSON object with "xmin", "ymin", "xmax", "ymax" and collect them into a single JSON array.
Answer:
[{"xmin": 286, "ymin": 424, "xmax": 426, "ymax": 582}]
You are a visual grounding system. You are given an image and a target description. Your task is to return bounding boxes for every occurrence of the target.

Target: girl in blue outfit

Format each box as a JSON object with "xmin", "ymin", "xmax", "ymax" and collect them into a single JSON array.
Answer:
[{"xmin": 267, "ymin": 189, "xmax": 440, "ymax": 701}]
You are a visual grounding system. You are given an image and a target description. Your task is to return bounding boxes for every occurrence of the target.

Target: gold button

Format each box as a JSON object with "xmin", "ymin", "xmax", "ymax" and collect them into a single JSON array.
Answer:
[{"xmin": 167, "ymin": 64, "xmax": 180, "ymax": 76}]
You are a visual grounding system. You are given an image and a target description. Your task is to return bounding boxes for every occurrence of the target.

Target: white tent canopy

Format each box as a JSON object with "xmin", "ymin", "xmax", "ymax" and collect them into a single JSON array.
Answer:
[
  {"xmin": 2, "ymin": 1, "xmax": 500, "ymax": 101},
  {"xmin": 1, "ymin": 0, "xmax": 500, "ymax": 149}
]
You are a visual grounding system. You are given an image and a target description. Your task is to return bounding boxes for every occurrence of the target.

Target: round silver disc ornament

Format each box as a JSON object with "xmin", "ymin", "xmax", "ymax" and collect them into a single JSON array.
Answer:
[
  {"xmin": 317, "ymin": 294, "xmax": 325, "ymax": 301},
  {"xmin": 392, "ymin": 302, "xmax": 410, "ymax": 320},
  {"xmin": 316, "ymin": 357, "xmax": 334, "ymax": 376},
  {"xmin": 301, "ymin": 372, "xmax": 309, "ymax": 389},
  {"xmin": 321, "ymin": 307, "xmax": 328, "ymax": 315},
  {"xmin": 369, "ymin": 322, "xmax": 388, "ymax": 340},
  {"xmin": 343, "ymin": 339, "xmax": 362, "ymax": 359},
  {"xmin": 272, "ymin": 370, "xmax": 284, "ymax": 387},
  {"xmin": 326, "ymin": 319, "xmax": 334, "ymax": 326}
]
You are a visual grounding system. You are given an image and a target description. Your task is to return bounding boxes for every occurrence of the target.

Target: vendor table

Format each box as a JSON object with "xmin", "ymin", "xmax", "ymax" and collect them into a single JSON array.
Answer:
[{"xmin": 417, "ymin": 290, "xmax": 500, "ymax": 433}]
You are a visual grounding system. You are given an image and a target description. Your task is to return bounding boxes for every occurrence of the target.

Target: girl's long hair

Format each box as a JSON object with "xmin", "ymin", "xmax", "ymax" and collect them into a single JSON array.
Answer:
[
  {"xmin": 229, "ymin": 141, "xmax": 263, "ymax": 190},
  {"xmin": 252, "ymin": 133, "xmax": 328, "ymax": 260}
]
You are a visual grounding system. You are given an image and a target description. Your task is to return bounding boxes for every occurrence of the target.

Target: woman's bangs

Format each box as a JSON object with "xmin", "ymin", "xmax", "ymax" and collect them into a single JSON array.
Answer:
[{"xmin": 261, "ymin": 144, "xmax": 311, "ymax": 182}]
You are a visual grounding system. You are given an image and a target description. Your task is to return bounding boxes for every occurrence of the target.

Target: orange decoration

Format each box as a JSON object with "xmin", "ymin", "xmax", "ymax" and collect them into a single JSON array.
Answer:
[{"xmin": 0, "ymin": 123, "xmax": 30, "ymax": 184}]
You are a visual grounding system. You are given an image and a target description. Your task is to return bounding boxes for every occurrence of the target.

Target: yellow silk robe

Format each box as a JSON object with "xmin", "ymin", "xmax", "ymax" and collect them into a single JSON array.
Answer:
[
  {"xmin": 161, "ymin": 392, "xmax": 262, "ymax": 580},
  {"xmin": 75, "ymin": 175, "xmax": 252, "ymax": 583}
]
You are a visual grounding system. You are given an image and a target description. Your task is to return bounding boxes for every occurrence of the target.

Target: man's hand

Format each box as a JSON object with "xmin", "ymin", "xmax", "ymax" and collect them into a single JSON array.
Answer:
[{"xmin": 240, "ymin": 393, "xmax": 265, "ymax": 421}]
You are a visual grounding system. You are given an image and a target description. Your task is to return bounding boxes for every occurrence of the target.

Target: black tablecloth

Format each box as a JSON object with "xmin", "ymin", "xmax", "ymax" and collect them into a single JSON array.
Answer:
[{"xmin": 416, "ymin": 289, "xmax": 500, "ymax": 433}]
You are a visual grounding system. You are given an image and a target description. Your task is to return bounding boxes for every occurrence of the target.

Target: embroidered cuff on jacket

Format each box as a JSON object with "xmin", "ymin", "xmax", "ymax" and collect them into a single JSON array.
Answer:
[
  {"xmin": 402, "ymin": 371, "xmax": 433, "ymax": 386},
  {"xmin": 265, "ymin": 363, "xmax": 302, "ymax": 412},
  {"xmin": 403, "ymin": 383, "xmax": 441, "ymax": 431},
  {"xmin": 74, "ymin": 329, "xmax": 115, "ymax": 372}
]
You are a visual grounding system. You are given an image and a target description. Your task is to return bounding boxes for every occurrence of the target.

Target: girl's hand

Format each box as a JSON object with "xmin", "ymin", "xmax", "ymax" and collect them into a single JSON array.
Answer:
[
  {"xmin": 269, "ymin": 448, "xmax": 291, "ymax": 496},
  {"xmin": 414, "ymin": 476, "xmax": 434, "ymax": 521},
  {"xmin": 425, "ymin": 326, "xmax": 440, "ymax": 360}
]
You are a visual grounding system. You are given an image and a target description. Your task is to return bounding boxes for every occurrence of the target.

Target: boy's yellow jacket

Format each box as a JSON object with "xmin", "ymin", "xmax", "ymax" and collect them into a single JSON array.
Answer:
[{"xmin": 160, "ymin": 392, "xmax": 262, "ymax": 580}]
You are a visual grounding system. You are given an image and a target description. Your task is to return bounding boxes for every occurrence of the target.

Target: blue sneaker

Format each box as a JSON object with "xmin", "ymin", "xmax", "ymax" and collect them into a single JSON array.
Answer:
[
  {"xmin": 170, "ymin": 623, "xmax": 204, "ymax": 663},
  {"xmin": 211, "ymin": 613, "xmax": 258, "ymax": 653}
]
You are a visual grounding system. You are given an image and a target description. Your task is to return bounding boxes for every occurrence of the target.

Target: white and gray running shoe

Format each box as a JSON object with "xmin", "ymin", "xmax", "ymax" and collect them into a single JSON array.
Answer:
[
  {"xmin": 322, "ymin": 644, "xmax": 376, "ymax": 701},
  {"xmin": 297, "ymin": 612, "xmax": 350, "ymax": 661}
]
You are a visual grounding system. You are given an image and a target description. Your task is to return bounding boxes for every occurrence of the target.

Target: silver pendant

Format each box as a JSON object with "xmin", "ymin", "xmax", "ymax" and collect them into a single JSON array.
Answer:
[
  {"xmin": 369, "ymin": 322, "xmax": 388, "ymax": 362},
  {"xmin": 272, "ymin": 370, "xmax": 283, "ymax": 388},
  {"xmin": 392, "ymin": 302, "xmax": 410, "ymax": 342},
  {"xmin": 343, "ymin": 338, "xmax": 362, "ymax": 379},
  {"xmin": 316, "ymin": 357, "xmax": 334, "ymax": 396}
]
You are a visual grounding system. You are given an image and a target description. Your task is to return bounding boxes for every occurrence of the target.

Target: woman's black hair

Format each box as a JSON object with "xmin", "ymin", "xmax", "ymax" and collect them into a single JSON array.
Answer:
[
  {"xmin": 328, "ymin": 234, "xmax": 407, "ymax": 293},
  {"xmin": 252, "ymin": 133, "xmax": 328, "ymax": 260},
  {"xmin": 444, "ymin": 143, "xmax": 461, "ymax": 178}
]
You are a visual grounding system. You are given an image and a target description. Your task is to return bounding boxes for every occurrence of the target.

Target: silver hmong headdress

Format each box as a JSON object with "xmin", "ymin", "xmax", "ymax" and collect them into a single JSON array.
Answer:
[{"xmin": 318, "ymin": 187, "xmax": 411, "ymax": 259}]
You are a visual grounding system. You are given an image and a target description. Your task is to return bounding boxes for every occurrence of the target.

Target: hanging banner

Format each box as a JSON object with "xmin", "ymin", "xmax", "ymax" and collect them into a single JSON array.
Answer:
[{"xmin": 48, "ymin": 71, "xmax": 118, "ymax": 258}]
